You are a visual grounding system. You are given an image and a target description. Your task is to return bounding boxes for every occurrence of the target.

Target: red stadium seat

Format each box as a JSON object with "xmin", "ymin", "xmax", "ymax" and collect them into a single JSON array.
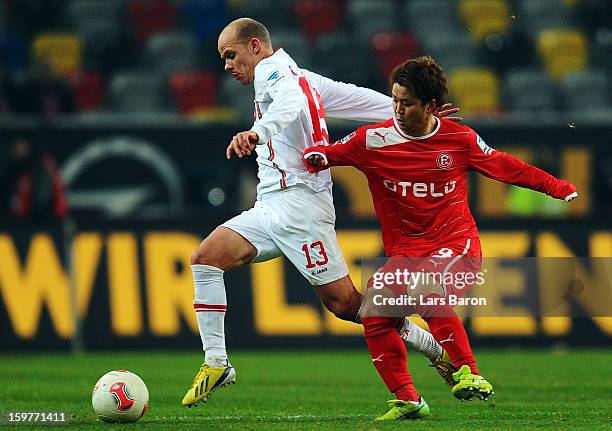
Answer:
[
  {"xmin": 294, "ymin": 0, "xmax": 343, "ymax": 39},
  {"xmin": 128, "ymin": 0, "xmax": 177, "ymax": 44},
  {"xmin": 371, "ymin": 33, "xmax": 420, "ymax": 78},
  {"xmin": 69, "ymin": 72, "xmax": 104, "ymax": 111},
  {"xmin": 170, "ymin": 72, "xmax": 217, "ymax": 114}
]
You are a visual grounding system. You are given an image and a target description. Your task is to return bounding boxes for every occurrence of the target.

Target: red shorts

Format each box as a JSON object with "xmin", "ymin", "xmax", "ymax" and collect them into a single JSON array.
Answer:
[{"xmin": 368, "ymin": 237, "xmax": 482, "ymax": 299}]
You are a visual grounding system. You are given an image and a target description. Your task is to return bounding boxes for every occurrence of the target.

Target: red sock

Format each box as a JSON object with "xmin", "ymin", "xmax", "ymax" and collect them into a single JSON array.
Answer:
[
  {"xmin": 425, "ymin": 315, "xmax": 479, "ymax": 374},
  {"xmin": 362, "ymin": 316, "xmax": 419, "ymax": 402}
]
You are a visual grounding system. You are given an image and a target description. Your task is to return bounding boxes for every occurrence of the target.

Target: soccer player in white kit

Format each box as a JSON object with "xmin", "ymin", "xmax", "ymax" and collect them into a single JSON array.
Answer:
[{"xmin": 181, "ymin": 18, "xmax": 454, "ymax": 407}]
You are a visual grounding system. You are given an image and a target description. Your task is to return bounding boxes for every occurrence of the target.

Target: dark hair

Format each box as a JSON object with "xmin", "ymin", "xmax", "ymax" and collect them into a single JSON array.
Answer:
[
  {"xmin": 236, "ymin": 18, "xmax": 272, "ymax": 49},
  {"xmin": 390, "ymin": 56, "xmax": 448, "ymax": 106}
]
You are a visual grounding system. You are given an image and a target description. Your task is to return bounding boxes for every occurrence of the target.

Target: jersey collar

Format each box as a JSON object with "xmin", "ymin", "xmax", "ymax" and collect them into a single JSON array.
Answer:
[
  {"xmin": 264, "ymin": 47, "xmax": 283, "ymax": 60},
  {"xmin": 392, "ymin": 116, "xmax": 440, "ymax": 140}
]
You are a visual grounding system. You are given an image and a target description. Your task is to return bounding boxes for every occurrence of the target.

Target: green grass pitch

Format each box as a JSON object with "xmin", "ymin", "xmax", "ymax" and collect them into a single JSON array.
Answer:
[{"xmin": 1, "ymin": 349, "xmax": 611, "ymax": 430}]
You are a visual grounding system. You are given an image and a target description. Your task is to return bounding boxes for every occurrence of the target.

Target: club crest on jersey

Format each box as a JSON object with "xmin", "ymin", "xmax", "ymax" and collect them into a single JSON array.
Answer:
[
  {"xmin": 476, "ymin": 134, "xmax": 494, "ymax": 155},
  {"xmin": 436, "ymin": 152, "xmax": 453, "ymax": 169},
  {"xmin": 338, "ymin": 131, "xmax": 356, "ymax": 145}
]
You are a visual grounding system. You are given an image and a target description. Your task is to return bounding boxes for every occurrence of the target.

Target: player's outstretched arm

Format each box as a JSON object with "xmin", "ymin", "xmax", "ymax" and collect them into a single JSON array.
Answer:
[
  {"xmin": 552, "ymin": 180, "xmax": 578, "ymax": 201},
  {"xmin": 476, "ymin": 153, "xmax": 578, "ymax": 201},
  {"xmin": 305, "ymin": 70, "xmax": 463, "ymax": 124},
  {"xmin": 304, "ymin": 128, "xmax": 366, "ymax": 173},
  {"xmin": 468, "ymin": 133, "xmax": 578, "ymax": 201}
]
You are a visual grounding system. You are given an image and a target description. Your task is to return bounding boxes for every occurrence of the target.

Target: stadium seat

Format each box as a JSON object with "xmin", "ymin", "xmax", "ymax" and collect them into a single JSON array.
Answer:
[
  {"xmin": 146, "ymin": 31, "xmax": 199, "ymax": 75},
  {"xmin": 560, "ymin": 69, "xmax": 611, "ymax": 111},
  {"xmin": 575, "ymin": 0, "xmax": 612, "ymax": 33},
  {"xmin": 371, "ymin": 33, "xmax": 420, "ymax": 79},
  {"xmin": 110, "ymin": 70, "xmax": 166, "ymax": 112},
  {"xmin": 0, "ymin": 1, "xmax": 5, "ymax": 32},
  {"xmin": 405, "ymin": 0, "xmax": 456, "ymax": 20},
  {"xmin": 67, "ymin": 0, "xmax": 124, "ymax": 27},
  {"xmin": 10, "ymin": 1, "xmax": 65, "ymax": 35},
  {"xmin": 537, "ymin": 29, "xmax": 588, "ymax": 80},
  {"xmin": 347, "ymin": 0, "xmax": 396, "ymax": 44},
  {"xmin": 294, "ymin": 0, "xmax": 343, "ymax": 39},
  {"xmin": 504, "ymin": 69, "xmax": 556, "ymax": 112},
  {"xmin": 67, "ymin": 1, "xmax": 131, "ymax": 75},
  {"xmin": 312, "ymin": 32, "xmax": 369, "ymax": 86},
  {"xmin": 458, "ymin": 0, "xmax": 511, "ymax": 43},
  {"xmin": 447, "ymin": 68, "xmax": 501, "ymax": 115},
  {"xmin": 593, "ymin": 28, "xmax": 612, "ymax": 74},
  {"xmin": 517, "ymin": 0, "xmax": 572, "ymax": 38},
  {"xmin": 32, "ymin": 33, "xmax": 82, "ymax": 77},
  {"xmin": 0, "ymin": 33, "xmax": 27, "ymax": 72},
  {"xmin": 78, "ymin": 21, "xmax": 131, "ymax": 75},
  {"xmin": 405, "ymin": 0, "xmax": 461, "ymax": 40},
  {"xmin": 127, "ymin": 0, "xmax": 177, "ymax": 44},
  {"xmin": 232, "ymin": 0, "xmax": 295, "ymax": 31},
  {"xmin": 170, "ymin": 72, "xmax": 217, "ymax": 115},
  {"xmin": 421, "ymin": 33, "xmax": 479, "ymax": 72},
  {"xmin": 181, "ymin": 0, "xmax": 229, "ymax": 43},
  {"xmin": 480, "ymin": 32, "xmax": 534, "ymax": 75},
  {"xmin": 69, "ymin": 73, "xmax": 104, "ymax": 111}
]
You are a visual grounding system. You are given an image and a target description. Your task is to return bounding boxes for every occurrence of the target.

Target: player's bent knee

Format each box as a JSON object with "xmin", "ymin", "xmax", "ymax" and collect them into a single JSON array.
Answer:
[
  {"xmin": 335, "ymin": 309, "xmax": 357, "ymax": 322},
  {"xmin": 190, "ymin": 248, "xmax": 219, "ymax": 267},
  {"xmin": 189, "ymin": 227, "xmax": 257, "ymax": 270},
  {"xmin": 323, "ymin": 298, "xmax": 358, "ymax": 322},
  {"xmin": 315, "ymin": 277, "xmax": 362, "ymax": 321}
]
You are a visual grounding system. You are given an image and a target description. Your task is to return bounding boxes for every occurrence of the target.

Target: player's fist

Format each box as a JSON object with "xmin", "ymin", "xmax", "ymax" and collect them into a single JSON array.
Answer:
[
  {"xmin": 303, "ymin": 148, "xmax": 328, "ymax": 173},
  {"xmin": 307, "ymin": 154, "xmax": 326, "ymax": 166},
  {"xmin": 556, "ymin": 180, "xmax": 578, "ymax": 201},
  {"xmin": 226, "ymin": 131, "xmax": 259, "ymax": 159}
]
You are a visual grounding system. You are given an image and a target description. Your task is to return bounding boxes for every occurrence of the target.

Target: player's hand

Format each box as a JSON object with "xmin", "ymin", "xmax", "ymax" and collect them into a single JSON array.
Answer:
[
  {"xmin": 226, "ymin": 131, "xmax": 259, "ymax": 159},
  {"xmin": 303, "ymin": 148, "xmax": 329, "ymax": 173},
  {"xmin": 557, "ymin": 180, "xmax": 578, "ymax": 202},
  {"xmin": 435, "ymin": 102, "xmax": 463, "ymax": 123},
  {"xmin": 306, "ymin": 154, "xmax": 327, "ymax": 167}
]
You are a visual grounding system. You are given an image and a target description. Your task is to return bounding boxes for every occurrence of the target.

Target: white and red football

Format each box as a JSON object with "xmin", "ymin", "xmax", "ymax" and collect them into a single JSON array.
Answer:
[{"xmin": 92, "ymin": 370, "xmax": 149, "ymax": 423}]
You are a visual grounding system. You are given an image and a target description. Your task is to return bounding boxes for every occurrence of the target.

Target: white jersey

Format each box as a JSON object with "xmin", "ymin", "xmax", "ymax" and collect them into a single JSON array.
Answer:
[{"xmin": 249, "ymin": 48, "xmax": 392, "ymax": 199}]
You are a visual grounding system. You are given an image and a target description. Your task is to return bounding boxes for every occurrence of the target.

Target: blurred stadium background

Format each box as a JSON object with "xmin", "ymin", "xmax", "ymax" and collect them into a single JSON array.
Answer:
[
  {"xmin": 1, "ymin": 1, "xmax": 611, "ymax": 428},
  {"xmin": 1, "ymin": 0, "xmax": 611, "ymax": 351}
]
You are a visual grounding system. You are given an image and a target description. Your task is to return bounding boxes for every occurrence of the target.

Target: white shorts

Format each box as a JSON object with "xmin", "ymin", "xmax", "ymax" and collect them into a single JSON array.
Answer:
[{"xmin": 222, "ymin": 184, "xmax": 349, "ymax": 285}]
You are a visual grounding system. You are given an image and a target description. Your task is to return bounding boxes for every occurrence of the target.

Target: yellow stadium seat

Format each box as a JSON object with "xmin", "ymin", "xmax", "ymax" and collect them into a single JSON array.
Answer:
[
  {"xmin": 32, "ymin": 33, "xmax": 82, "ymax": 77},
  {"xmin": 537, "ymin": 29, "xmax": 588, "ymax": 81},
  {"xmin": 447, "ymin": 68, "xmax": 501, "ymax": 115},
  {"xmin": 459, "ymin": 0, "xmax": 511, "ymax": 43}
]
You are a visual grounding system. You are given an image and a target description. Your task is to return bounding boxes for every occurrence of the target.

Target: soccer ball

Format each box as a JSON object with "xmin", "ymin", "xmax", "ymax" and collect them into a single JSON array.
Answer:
[{"xmin": 91, "ymin": 370, "xmax": 149, "ymax": 423}]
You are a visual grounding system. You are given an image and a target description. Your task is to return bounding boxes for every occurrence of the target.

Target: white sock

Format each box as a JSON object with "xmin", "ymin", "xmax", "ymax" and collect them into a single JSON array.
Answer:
[
  {"xmin": 398, "ymin": 318, "xmax": 442, "ymax": 361},
  {"xmin": 192, "ymin": 264, "xmax": 228, "ymax": 367}
]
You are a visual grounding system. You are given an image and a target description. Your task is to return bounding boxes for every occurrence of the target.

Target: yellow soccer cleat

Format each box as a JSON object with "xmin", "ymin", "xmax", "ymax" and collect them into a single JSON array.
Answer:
[
  {"xmin": 181, "ymin": 363, "xmax": 236, "ymax": 407},
  {"xmin": 451, "ymin": 365, "xmax": 494, "ymax": 401},
  {"xmin": 374, "ymin": 398, "xmax": 431, "ymax": 421},
  {"xmin": 430, "ymin": 350, "xmax": 458, "ymax": 388}
]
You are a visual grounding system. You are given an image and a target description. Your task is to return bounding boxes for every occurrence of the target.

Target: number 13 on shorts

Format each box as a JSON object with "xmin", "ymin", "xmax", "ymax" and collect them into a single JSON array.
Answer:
[{"xmin": 302, "ymin": 241, "xmax": 329, "ymax": 269}]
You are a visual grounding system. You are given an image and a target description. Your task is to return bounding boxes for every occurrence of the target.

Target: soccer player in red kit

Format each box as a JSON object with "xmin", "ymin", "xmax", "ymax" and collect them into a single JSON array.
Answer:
[{"xmin": 304, "ymin": 56, "xmax": 578, "ymax": 420}]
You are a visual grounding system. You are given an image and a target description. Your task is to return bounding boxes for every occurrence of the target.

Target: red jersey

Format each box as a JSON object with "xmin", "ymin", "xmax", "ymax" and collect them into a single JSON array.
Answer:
[{"xmin": 304, "ymin": 117, "xmax": 576, "ymax": 256}]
